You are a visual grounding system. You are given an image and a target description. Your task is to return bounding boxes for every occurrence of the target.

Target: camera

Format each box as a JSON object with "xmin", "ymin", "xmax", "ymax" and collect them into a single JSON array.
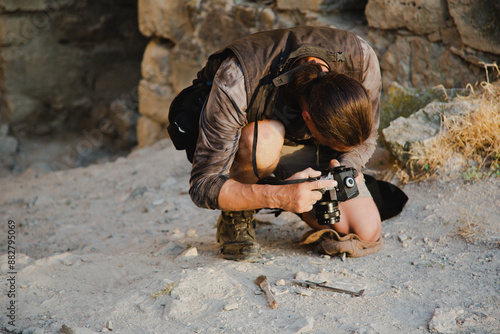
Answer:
[{"xmin": 313, "ymin": 166, "xmax": 359, "ymax": 225}]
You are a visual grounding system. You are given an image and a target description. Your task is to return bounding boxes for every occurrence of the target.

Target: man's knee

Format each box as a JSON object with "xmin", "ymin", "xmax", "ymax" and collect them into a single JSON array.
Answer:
[{"xmin": 239, "ymin": 120, "xmax": 285, "ymax": 167}]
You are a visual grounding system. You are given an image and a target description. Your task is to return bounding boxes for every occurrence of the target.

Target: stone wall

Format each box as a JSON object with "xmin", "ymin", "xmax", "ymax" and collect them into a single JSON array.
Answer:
[
  {"xmin": 137, "ymin": 0, "xmax": 499, "ymax": 148},
  {"xmin": 0, "ymin": 0, "xmax": 147, "ymax": 141}
]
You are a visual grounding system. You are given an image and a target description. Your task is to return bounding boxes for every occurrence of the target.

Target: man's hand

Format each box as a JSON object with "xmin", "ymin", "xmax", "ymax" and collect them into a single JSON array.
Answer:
[
  {"xmin": 272, "ymin": 168, "xmax": 337, "ymax": 213},
  {"xmin": 329, "ymin": 159, "xmax": 364, "ymax": 184}
]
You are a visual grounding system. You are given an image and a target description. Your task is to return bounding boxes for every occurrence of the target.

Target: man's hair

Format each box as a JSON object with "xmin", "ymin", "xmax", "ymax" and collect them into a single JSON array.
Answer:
[{"xmin": 284, "ymin": 62, "xmax": 373, "ymax": 148}]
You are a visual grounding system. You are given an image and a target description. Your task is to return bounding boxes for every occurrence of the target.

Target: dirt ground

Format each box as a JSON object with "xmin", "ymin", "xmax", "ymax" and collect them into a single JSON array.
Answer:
[{"xmin": 1, "ymin": 139, "xmax": 499, "ymax": 333}]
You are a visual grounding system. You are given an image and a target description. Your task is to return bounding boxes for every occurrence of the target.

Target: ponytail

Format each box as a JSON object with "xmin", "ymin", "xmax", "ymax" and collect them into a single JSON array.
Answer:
[{"xmin": 283, "ymin": 61, "xmax": 325, "ymax": 98}]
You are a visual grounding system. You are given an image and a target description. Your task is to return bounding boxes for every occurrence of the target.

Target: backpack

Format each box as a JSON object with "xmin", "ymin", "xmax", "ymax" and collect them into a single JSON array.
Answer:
[{"xmin": 167, "ymin": 50, "xmax": 230, "ymax": 163}]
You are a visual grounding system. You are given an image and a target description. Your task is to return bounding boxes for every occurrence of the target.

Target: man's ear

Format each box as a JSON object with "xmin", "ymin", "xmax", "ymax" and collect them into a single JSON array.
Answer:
[{"xmin": 302, "ymin": 110, "xmax": 313, "ymax": 127}]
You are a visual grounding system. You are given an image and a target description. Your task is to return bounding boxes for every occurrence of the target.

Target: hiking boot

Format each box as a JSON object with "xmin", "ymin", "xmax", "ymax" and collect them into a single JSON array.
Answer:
[{"xmin": 216, "ymin": 210, "xmax": 262, "ymax": 261}]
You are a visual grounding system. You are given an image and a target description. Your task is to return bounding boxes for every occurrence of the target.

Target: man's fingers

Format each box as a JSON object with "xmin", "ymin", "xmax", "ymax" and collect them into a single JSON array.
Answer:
[
  {"xmin": 355, "ymin": 171, "xmax": 364, "ymax": 184},
  {"xmin": 286, "ymin": 167, "xmax": 321, "ymax": 181},
  {"xmin": 329, "ymin": 159, "xmax": 340, "ymax": 168},
  {"xmin": 303, "ymin": 167, "xmax": 321, "ymax": 178},
  {"xmin": 312, "ymin": 179, "xmax": 336, "ymax": 190}
]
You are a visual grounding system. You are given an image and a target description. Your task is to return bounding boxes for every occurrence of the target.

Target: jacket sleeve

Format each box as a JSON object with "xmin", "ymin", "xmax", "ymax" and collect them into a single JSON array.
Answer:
[
  {"xmin": 189, "ymin": 56, "xmax": 248, "ymax": 209},
  {"xmin": 338, "ymin": 37, "xmax": 382, "ymax": 171}
]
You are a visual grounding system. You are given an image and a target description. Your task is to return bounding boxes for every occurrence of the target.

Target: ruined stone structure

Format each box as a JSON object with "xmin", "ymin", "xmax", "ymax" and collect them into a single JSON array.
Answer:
[
  {"xmin": 136, "ymin": 0, "xmax": 499, "ymax": 147},
  {"xmin": 0, "ymin": 0, "xmax": 498, "ymax": 161}
]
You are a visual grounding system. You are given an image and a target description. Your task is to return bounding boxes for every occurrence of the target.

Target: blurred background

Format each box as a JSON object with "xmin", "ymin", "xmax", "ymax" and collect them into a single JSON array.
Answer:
[{"xmin": 0, "ymin": 0, "xmax": 498, "ymax": 177}]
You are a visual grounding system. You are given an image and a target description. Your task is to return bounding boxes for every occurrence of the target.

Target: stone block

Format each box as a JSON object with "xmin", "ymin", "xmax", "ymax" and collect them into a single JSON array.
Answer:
[
  {"xmin": 258, "ymin": 8, "xmax": 276, "ymax": 30},
  {"xmin": 138, "ymin": 0, "xmax": 193, "ymax": 42},
  {"xmin": 138, "ymin": 79, "xmax": 174, "ymax": 124},
  {"xmin": 277, "ymin": 0, "xmax": 322, "ymax": 11},
  {"xmin": 365, "ymin": 0, "xmax": 448, "ymax": 35},
  {"xmin": 169, "ymin": 54, "xmax": 201, "ymax": 94},
  {"xmin": 323, "ymin": 0, "xmax": 368, "ymax": 11},
  {"xmin": 136, "ymin": 116, "xmax": 165, "ymax": 148},
  {"xmin": 0, "ymin": 16, "xmax": 41, "ymax": 46},
  {"xmin": 380, "ymin": 35, "xmax": 480, "ymax": 89},
  {"xmin": 0, "ymin": 0, "xmax": 49, "ymax": 12},
  {"xmin": 4, "ymin": 93, "xmax": 43, "ymax": 124},
  {"xmin": 439, "ymin": 26, "xmax": 461, "ymax": 47},
  {"xmin": 0, "ymin": 0, "xmax": 77, "ymax": 12},
  {"xmin": 382, "ymin": 100, "xmax": 477, "ymax": 166},
  {"xmin": 0, "ymin": 135, "xmax": 17, "ymax": 155},
  {"xmin": 279, "ymin": 0, "xmax": 367, "ymax": 12},
  {"xmin": 141, "ymin": 39, "xmax": 171, "ymax": 86},
  {"xmin": 448, "ymin": 0, "xmax": 500, "ymax": 55},
  {"xmin": 380, "ymin": 82, "xmax": 446, "ymax": 130}
]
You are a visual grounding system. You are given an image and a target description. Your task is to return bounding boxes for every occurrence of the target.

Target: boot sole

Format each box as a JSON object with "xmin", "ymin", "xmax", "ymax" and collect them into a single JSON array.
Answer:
[{"xmin": 220, "ymin": 242, "xmax": 262, "ymax": 262}]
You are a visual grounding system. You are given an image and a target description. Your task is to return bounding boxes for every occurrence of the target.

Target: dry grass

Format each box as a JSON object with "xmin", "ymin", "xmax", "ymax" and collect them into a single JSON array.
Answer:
[
  {"xmin": 406, "ymin": 65, "xmax": 500, "ymax": 180},
  {"xmin": 454, "ymin": 209, "xmax": 485, "ymax": 243}
]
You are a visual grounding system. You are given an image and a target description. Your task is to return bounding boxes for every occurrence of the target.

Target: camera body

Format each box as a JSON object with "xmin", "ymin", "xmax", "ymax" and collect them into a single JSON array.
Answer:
[{"xmin": 313, "ymin": 166, "xmax": 359, "ymax": 225}]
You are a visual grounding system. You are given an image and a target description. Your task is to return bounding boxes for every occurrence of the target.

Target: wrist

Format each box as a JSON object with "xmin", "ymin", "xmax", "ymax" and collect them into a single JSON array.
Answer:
[{"xmin": 259, "ymin": 184, "xmax": 280, "ymax": 209}]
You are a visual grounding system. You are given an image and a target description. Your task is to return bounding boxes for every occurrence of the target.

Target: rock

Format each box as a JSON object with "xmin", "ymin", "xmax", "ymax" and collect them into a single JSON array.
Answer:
[
  {"xmin": 186, "ymin": 228, "xmax": 197, "ymax": 238},
  {"xmin": 0, "ymin": 123, "xmax": 8, "ymax": 136},
  {"xmin": 179, "ymin": 247, "xmax": 198, "ymax": 257},
  {"xmin": 29, "ymin": 161, "xmax": 53, "ymax": 175},
  {"xmin": 295, "ymin": 288, "xmax": 313, "ymax": 297},
  {"xmin": 283, "ymin": 316, "xmax": 314, "ymax": 334},
  {"xmin": 448, "ymin": 0, "xmax": 500, "ymax": 55},
  {"xmin": 398, "ymin": 234, "xmax": 408, "ymax": 243},
  {"xmin": 138, "ymin": 79, "xmax": 174, "ymax": 124},
  {"xmin": 0, "ymin": 135, "xmax": 17, "ymax": 155},
  {"xmin": 428, "ymin": 307, "xmax": 459, "ymax": 333},
  {"xmin": 141, "ymin": 39, "xmax": 172, "ymax": 86},
  {"xmin": 380, "ymin": 36, "xmax": 480, "ymax": 89},
  {"xmin": 365, "ymin": 0, "xmax": 448, "ymax": 35},
  {"xmin": 276, "ymin": 0, "xmax": 322, "ymax": 11},
  {"xmin": 170, "ymin": 228, "xmax": 186, "ymax": 240},
  {"xmin": 380, "ymin": 82, "xmax": 447, "ymax": 130},
  {"xmin": 223, "ymin": 303, "xmax": 239, "ymax": 311},
  {"xmin": 0, "ymin": 0, "xmax": 52, "ymax": 12},
  {"xmin": 138, "ymin": 0, "xmax": 193, "ymax": 42},
  {"xmin": 61, "ymin": 324, "xmax": 98, "ymax": 334},
  {"xmin": 136, "ymin": 116, "xmax": 167, "ymax": 148},
  {"xmin": 105, "ymin": 321, "xmax": 113, "ymax": 331},
  {"xmin": 277, "ymin": 0, "xmax": 366, "ymax": 12},
  {"xmin": 382, "ymin": 99, "xmax": 478, "ymax": 167},
  {"xmin": 154, "ymin": 241, "xmax": 185, "ymax": 256},
  {"xmin": 276, "ymin": 279, "xmax": 287, "ymax": 286},
  {"xmin": 168, "ymin": 44, "xmax": 203, "ymax": 94}
]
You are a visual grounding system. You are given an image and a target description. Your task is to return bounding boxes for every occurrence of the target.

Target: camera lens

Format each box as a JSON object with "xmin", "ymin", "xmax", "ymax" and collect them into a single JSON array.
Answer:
[
  {"xmin": 314, "ymin": 200, "xmax": 341, "ymax": 225},
  {"xmin": 344, "ymin": 176, "xmax": 355, "ymax": 188}
]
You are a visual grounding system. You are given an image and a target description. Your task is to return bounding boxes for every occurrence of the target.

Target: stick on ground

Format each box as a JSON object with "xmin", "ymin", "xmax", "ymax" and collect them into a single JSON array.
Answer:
[{"xmin": 255, "ymin": 275, "xmax": 278, "ymax": 309}]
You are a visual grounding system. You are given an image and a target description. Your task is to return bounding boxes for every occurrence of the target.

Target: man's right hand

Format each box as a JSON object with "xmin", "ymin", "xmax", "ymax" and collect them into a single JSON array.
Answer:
[{"xmin": 272, "ymin": 168, "xmax": 337, "ymax": 213}]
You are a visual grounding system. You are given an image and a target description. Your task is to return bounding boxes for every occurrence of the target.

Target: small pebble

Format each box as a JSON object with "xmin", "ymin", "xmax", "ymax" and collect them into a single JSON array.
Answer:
[
  {"xmin": 398, "ymin": 234, "xmax": 408, "ymax": 242},
  {"xmin": 179, "ymin": 247, "xmax": 198, "ymax": 258},
  {"xmin": 295, "ymin": 288, "xmax": 313, "ymax": 297},
  {"xmin": 276, "ymin": 279, "xmax": 286, "ymax": 286},
  {"xmin": 223, "ymin": 303, "xmax": 239, "ymax": 311}
]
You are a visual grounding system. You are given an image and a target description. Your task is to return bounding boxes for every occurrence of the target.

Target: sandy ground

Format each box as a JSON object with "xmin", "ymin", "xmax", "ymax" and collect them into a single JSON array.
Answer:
[{"xmin": 1, "ymin": 139, "xmax": 499, "ymax": 334}]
